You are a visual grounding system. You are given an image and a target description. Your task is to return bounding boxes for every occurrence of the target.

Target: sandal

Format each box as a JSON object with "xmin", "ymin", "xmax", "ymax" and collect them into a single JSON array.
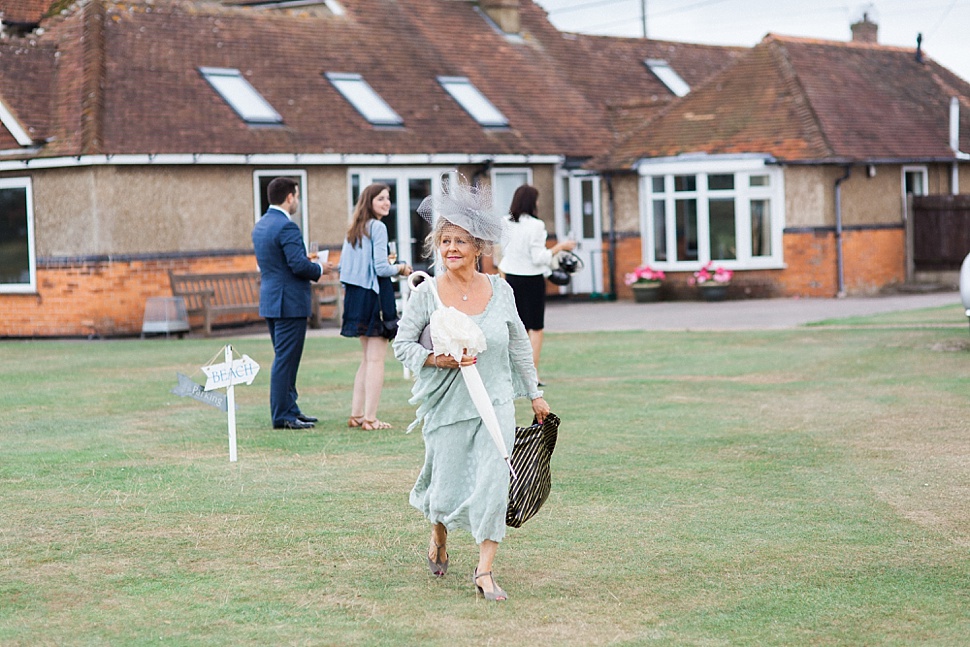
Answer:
[
  {"xmin": 427, "ymin": 542, "xmax": 449, "ymax": 577},
  {"xmin": 472, "ymin": 568, "xmax": 508, "ymax": 601},
  {"xmin": 361, "ymin": 419, "xmax": 392, "ymax": 430},
  {"xmin": 347, "ymin": 416, "xmax": 364, "ymax": 428}
]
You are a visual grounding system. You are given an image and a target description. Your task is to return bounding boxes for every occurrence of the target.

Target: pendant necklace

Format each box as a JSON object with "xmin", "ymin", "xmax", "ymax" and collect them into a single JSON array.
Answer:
[{"xmin": 453, "ymin": 275, "xmax": 473, "ymax": 301}]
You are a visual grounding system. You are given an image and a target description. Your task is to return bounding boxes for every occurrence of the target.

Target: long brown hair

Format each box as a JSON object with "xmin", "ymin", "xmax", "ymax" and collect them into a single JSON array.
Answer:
[
  {"xmin": 508, "ymin": 184, "xmax": 538, "ymax": 223},
  {"xmin": 347, "ymin": 183, "xmax": 391, "ymax": 246}
]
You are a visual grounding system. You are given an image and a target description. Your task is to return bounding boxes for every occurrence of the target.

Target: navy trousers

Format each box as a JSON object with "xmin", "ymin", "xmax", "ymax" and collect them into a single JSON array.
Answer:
[{"xmin": 266, "ymin": 317, "xmax": 308, "ymax": 426}]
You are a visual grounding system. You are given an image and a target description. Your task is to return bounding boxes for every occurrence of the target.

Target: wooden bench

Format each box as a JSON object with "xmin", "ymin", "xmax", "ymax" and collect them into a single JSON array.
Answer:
[
  {"xmin": 168, "ymin": 270, "xmax": 261, "ymax": 336},
  {"xmin": 310, "ymin": 279, "xmax": 343, "ymax": 329}
]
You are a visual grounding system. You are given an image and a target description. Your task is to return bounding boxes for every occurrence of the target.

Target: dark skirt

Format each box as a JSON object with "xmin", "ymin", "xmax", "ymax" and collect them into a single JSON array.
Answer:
[
  {"xmin": 340, "ymin": 283, "xmax": 384, "ymax": 338},
  {"xmin": 504, "ymin": 273, "xmax": 546, "ymax": 331}
]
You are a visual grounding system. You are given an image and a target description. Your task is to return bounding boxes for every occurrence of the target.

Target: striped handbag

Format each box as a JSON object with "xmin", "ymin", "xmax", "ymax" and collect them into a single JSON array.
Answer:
[{"xmin": 506, "ymin": 412, "xmax": 560, "ymax": 528}]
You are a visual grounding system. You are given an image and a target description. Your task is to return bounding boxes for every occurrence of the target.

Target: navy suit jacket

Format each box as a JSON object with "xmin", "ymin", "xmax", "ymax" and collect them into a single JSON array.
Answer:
[{"xmin": 252, "ymin": 208, "xmax": 323, "ymax": 319}]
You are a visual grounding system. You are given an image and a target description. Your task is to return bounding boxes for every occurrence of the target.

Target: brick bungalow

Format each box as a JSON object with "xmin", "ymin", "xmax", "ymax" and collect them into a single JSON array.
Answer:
[
  {"xmin": 600, "ymin": 17, "xmax": 970, "ymax": 299},
  {"xmin": 0, "ymin": 0, "xmax": 738, "ymax": 336}
]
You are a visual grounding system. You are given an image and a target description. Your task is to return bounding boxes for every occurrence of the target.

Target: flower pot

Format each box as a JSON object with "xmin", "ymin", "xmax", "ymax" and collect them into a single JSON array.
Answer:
[
  {"xmin": 631, "ymin": 283, "xmax": 662, "ymax": 303},
  {"xmin": 698, "ymin": 283, "xmax": 729, "ymax": 302}
]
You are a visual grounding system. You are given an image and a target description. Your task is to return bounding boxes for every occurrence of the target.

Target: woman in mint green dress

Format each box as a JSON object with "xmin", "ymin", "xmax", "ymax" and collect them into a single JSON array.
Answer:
[{"xmin": 393, "ymin": 182, "xmax": 550, "ymax": 602}]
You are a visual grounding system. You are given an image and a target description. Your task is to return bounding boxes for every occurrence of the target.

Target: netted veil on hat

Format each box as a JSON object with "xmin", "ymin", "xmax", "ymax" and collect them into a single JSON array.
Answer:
[{"xmin": 417, "ymin": 178, "xmax": 508, "ymax": 245}]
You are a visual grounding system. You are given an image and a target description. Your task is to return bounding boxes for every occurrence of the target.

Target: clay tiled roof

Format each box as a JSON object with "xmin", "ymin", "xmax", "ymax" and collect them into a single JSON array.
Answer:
[
  {"xmin": 0, "ymin": 0, "xmax": 607, "ymax": 160},
  {"xmin": 0, "ymin": 0, "xmax": 744, "ymax": 163},
  {"xmin": 604, "ymin": 33, "xmax": 970, "ymax": 168},
  {"xmin": 539, "ymin": 31, "xmax": 745, "ymax": 142},
  {"xmin": 0, "ymin": 34, "xmax": 57, "ymax": 146},
  {"xmin": 0, "ymin": 0, "xmax": 57, "ymax": 24}
]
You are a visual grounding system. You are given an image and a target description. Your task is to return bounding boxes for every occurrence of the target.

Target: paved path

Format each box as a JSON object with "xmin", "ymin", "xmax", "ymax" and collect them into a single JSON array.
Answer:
[
  {"xmin": 544, "ymin": 291, "xmax": 963, "ymax": 332},
  {"xmin": 295, "ymin": 291, "xmax": 963, "ymax": 338}
]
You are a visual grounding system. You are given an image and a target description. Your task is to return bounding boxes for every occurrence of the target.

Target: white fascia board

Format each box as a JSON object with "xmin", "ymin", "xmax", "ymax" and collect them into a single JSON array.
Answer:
[
  {"xmin": 0, "ymin": 152, "xmax": 565, "ymax": 172},
  {"xmin": 0, "ymin": 100, "xmax": 34, "ymax": 147}
]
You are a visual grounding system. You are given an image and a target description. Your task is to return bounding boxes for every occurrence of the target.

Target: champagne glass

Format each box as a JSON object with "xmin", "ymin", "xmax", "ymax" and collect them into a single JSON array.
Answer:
[
  {"xmin": 308, "ymin": 241, "xmax": 319, "ymax": 260},
  {"xmin": 387, "ymin": 241, "xmax": 397, "ymax": 264}
]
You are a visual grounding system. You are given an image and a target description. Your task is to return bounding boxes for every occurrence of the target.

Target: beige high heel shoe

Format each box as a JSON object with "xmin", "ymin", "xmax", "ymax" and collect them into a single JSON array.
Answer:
[
  {"xmin": 472, "ymin": 569, "xmax": 507, "ymax": 601},
  {"xmin": 427, "ymin": 542, "xmax": 449, "ymax": 577}
]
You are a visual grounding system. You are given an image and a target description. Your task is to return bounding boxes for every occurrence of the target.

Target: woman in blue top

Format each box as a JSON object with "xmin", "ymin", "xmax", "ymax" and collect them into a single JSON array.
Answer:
[{"xmin": 339, "ymin": 183, "xmax": 412, "ymax": 430}]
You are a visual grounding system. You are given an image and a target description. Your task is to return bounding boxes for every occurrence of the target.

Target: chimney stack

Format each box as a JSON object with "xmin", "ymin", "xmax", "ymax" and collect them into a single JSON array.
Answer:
[
  {"xmin": 480, "ymin": 0, "xmax": 520, "ymax": 35},
  {"xmin": 850, "ymin": 13, "xmax": 878, "ymax": 43}
]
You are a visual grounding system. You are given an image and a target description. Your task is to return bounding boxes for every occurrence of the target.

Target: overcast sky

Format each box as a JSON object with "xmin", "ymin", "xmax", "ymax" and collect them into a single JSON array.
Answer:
[{"xmin": 533, "ymin": 0, "xmax": 970, "ymax": 83}]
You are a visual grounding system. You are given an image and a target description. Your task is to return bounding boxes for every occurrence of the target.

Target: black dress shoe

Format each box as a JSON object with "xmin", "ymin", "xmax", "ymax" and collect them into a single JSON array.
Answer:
[
  {"xmin": 274, "ymin": 419, "xmax": 314, "ymax": 430},
  {"xmin": 296, "ymin": 414, "xmax": 318, "ymax": 423}
]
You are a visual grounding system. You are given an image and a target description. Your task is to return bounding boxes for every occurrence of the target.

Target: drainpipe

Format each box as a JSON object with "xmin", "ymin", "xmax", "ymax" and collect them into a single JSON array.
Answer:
[
  {"xmin": 834, "ymin": 166, "xmax": 851, "ymax": 298},
  {"xmin": 604, "ymin": 173, "xmax": 617, "ymax": 300},
  {"xmin": 950, "ymin": 97, "xmax": 970, "ymax": 194}
]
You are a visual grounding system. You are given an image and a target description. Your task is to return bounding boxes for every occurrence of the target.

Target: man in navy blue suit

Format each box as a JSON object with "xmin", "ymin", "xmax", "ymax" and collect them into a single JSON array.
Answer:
[{"xmin": 252, "ymin": 177, "xmax": 327, "ymax": 430}]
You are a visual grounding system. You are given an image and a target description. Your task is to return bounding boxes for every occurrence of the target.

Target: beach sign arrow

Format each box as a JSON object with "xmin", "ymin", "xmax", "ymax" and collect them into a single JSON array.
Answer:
[{"xmin": 201, "ymin": 354, "xmax": 260, "ymax": 392}]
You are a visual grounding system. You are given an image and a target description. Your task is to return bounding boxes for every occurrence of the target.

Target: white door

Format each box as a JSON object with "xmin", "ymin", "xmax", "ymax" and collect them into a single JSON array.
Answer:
[{"xmin": 558, "ymin": 172, "xmax": 603, "ymax": 294}]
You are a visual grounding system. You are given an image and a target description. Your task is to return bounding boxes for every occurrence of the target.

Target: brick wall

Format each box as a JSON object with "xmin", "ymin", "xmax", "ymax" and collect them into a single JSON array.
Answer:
[
  {"xmin": 1, "ymin": 225, "xmax": 906, "ymax": 337},
  {"xmin": 611, "ymin": 226, "xmax": 904, "ymax": 300},
  {"xmin": 0, "ymin": 254, "xmax": 259, "ymax": 338}
]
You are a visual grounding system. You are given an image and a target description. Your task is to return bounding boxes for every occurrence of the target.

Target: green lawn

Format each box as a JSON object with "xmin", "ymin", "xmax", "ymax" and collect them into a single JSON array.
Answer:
[{"xmin": 2, "ymin": 312, "xmax": 969, "ymax": 646}]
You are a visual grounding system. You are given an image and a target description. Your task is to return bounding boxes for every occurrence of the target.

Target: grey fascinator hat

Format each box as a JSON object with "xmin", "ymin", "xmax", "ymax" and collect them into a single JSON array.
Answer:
[{"xmin": 417, "ymin": 178, "xmax": 508, "ymax": 245}]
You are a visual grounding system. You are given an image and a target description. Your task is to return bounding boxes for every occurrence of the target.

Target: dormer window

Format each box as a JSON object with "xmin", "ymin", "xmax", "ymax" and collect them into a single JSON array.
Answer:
[
  {"xmin": 438, "ymin": 76, "xmax": 509, "ymax": 128},
  {"xmin": 644, "ymin": 59, "xmax": 690, "ymax": 97},
  {"xmin": 325, "ymin": 72, "xmax": 404, "ymax": 127},
  {"xmin": 199, "ymin": 67, "xmax": 283, "ymax": 125}
]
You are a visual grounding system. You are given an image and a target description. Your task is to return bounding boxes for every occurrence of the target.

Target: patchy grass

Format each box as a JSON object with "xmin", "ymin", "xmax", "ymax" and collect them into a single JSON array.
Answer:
[{"xmin": 1, "ymin": 312, "xmax": 969, "ymax": 646}]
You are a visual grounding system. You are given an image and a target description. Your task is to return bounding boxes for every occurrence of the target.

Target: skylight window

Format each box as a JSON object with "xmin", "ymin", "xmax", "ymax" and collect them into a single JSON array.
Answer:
[
  {"xmin": 645, "ymin": 59, "xmax": 690, "ymax": 97},
  {"xmin": 199, "ymin": 67, "xmax": 283, "ymax": 125},
  {"xmin": 325, "ymin": 72, "xmax": 404, "ymax": 127},
  {"xmin": 437, "ymin": 76, "xmax": 509, "ymax": 128}
]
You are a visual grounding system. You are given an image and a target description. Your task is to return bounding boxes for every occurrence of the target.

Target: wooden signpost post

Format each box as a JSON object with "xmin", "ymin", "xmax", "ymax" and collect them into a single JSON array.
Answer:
[
  {"xmin": 173, "ymin": 345, "xmax": 260, "ymax": 462},
  {"xmin": 200, "ymin": 345, "xmax": 260, "ymax": 462}
]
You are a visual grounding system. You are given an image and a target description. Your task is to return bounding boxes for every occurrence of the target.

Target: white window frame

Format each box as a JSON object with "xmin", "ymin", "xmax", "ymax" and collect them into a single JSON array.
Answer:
[
  {"xmin": 438, "ymin": 76, "xmax": 509, "ymax": 128},
  {"xmin": 490, "ymin": 167, "xmax": 532, "ymax": 219},
  {"xmin": 0, "ymin": 177, "xmax": 36, "ymax": 293},
  {"xmin": 325, "ymin": 72, "xmax": 404, "ymax": 127},
  {"xmin": 638, "ymin": 155, "xmax": 785, "ymax": 270},
  {"xmin": 252, "ymin": 170, "xmax": 309, "ymax": 245},
  {"xmin": 902, "ymin": 165, "xmax": 929, "ymax": 197},
  {"xmin": 644, "ymin": 59, "xmax": 690, "ymax": 97},
  {"xmin": 199, "ymin": 67, "xmax": 283, "ymax": 125}
]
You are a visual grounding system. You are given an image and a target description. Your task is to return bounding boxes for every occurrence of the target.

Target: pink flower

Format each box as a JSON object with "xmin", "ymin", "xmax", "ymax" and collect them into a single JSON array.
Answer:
[
  {"xmin": 693, "ymin": 262, "xmax": 733, "ymax": 285},
  {"xmin": 625, "ymin": 265, "xmax": 666, "ymax": 286}
]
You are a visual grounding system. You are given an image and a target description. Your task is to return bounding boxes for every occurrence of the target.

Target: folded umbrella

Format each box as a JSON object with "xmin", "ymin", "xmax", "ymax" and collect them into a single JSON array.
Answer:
[{"xmin": 408, "ymin": 271, "xmax": 516, "ymax": 478}]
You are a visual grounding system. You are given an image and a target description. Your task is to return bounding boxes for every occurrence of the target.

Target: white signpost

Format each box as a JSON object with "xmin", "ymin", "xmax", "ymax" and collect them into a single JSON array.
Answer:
[{"xmin": 201, "ymin": 345, "xmax": 260, "ymax": 462}]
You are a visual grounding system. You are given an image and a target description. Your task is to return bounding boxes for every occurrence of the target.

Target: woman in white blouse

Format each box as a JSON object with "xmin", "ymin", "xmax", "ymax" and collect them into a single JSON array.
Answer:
[{"xmin": 497, "ymin": 185, "xmax": 575, "ymax": 385}]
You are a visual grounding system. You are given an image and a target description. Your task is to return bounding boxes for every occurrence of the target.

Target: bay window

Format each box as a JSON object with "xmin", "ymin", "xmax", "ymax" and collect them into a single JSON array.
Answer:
[{"xmin": 639, "ymin": 156, "xmax": 784, "ymax": 269}]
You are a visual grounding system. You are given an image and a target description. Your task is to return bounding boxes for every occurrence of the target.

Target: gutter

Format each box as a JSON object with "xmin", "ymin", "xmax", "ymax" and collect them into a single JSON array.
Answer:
[
  {"xmin": 834, "ymin": 166, "xmax": 851, "ymax": 298},
  {"xmin": 0, "ymin": 152, "xmax": 564, "ymax": 172}
]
